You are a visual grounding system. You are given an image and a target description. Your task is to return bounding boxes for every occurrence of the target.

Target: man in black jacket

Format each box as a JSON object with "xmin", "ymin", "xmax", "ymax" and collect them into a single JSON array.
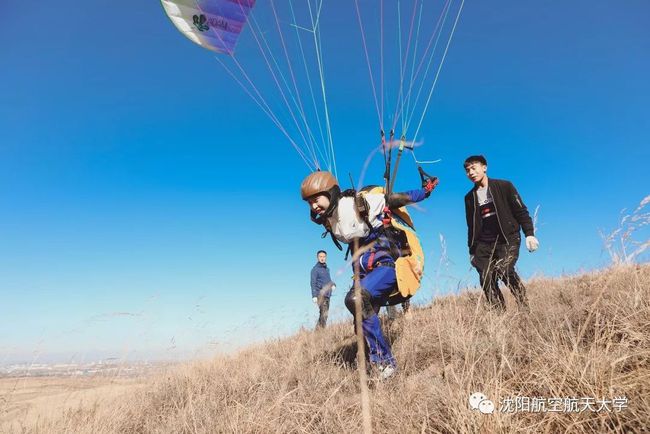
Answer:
[{"xmin": 463, "ymin": 155, "xmax": 539, "ymax": 311}]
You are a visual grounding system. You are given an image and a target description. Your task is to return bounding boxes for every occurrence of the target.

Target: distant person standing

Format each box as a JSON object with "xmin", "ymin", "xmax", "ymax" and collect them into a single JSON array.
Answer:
[
  {"xmin": 463, "ymin": 155, "xmax": 539, "ymax": 311},
  {"xmin": 311, "ymin": 250, "xmax": 335, "ymax": 329}
]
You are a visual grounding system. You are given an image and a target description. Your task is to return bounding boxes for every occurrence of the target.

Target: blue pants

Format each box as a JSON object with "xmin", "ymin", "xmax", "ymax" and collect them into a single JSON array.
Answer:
[{"xmin": 345, "ymin": 266, "xmax": 409, "ymax": 367}]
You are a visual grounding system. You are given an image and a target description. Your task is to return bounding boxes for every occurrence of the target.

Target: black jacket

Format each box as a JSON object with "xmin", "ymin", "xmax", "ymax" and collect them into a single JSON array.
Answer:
[{"xmin": 464, "ymin": 178, "xmax": 535, "ymax": 254}]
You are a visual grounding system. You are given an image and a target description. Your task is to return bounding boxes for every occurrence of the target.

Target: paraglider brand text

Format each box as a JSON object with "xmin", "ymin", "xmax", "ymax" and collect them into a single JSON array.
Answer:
[
  {"xmin": 207, "ymin": 16, "xmax": 228, "ymax": 31},
  {"xmin": 192, "ymin": 14, "xmax": 229, "ymax": 32}
]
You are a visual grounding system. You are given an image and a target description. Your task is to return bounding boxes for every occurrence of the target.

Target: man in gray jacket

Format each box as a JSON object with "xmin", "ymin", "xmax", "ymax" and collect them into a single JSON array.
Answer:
[
  {"xmin": 464, "ymin": 155, "xmax": 539, "ymax": 311},
  {"xmin": 310, "ymin": 250, "xmax": 335, "ymax": 329}
]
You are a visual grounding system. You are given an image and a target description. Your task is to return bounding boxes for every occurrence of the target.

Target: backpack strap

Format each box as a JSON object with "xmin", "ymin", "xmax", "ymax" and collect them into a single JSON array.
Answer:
[
  {"xmin": 342, "ymin": 188, "xmax": 374, "ymax": 239},
  {"xmin": 354, "ymin": 192, "xmax": 374, "ymax": 231},
  {"xmin": 321, "ymin": 220, "xmax": 343, "ymax": 251},
  {"xmin": 344, "ymin": 244, "xmax": 352, "ymax": 261}
]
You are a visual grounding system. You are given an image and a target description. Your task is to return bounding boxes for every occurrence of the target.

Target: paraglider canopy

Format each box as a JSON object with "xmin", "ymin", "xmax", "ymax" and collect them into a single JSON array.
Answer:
[{"xmin": 161, "ymin": 0, "xmax": 256, "ymax": 55}]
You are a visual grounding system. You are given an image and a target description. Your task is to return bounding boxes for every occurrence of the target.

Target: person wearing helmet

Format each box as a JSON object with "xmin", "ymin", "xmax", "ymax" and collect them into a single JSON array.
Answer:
[{"xmin": 300, "ymin": 171, "xmax": 436, "ymax": 379}]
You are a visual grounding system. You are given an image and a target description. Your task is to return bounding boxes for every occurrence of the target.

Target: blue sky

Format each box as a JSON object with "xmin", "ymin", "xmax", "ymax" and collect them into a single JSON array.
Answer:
[{"xmin": 0, "ymin": 1, "xmax": 648, "ymax": 364}]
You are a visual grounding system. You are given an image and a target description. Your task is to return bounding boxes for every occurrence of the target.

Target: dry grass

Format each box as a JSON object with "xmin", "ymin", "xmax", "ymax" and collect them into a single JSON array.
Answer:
[
  {"xmin": 6, "ymin": 265, "xmax": 649, "ymax": 433},
  {"xmin": 0, "ymin": 377, "xmax": 144, "ymax": 433}
]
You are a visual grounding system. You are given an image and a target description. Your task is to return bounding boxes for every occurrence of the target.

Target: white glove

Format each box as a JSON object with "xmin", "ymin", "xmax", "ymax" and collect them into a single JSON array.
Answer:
[
  {"xmin": 312, "ymin": 297, "xmax": 318, "ymax": 304},
  {"xmin": 525, "ymin": 236, "xmax": 539, "ymax": 252},
  {"xmin": 331, "ymin": 284, "xmax": 336, "ymax": 291}
]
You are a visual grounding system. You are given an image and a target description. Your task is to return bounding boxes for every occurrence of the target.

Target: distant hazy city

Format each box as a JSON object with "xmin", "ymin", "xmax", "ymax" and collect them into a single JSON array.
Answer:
[{"xmin": 0, "ymin": 361, "xmax": 172, "ymax": 378}]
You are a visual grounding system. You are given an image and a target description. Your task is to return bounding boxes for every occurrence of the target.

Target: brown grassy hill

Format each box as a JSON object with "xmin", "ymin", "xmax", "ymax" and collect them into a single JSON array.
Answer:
[{"xmin": 12, "ymin": 265, "xmax": 650, "ymax": 433}]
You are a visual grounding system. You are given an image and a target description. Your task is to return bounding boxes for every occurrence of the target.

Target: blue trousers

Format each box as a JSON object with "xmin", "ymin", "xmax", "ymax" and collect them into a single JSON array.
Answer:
[{"xmin": 346, "ymin": 266, "xmax": 409, "ymax": 367}]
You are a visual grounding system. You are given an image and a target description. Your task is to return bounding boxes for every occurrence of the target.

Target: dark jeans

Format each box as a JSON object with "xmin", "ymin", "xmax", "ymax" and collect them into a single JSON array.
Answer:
[
  {"xmin": 316, "ymin": 295, "xmax": 330, "ymax": 329},
  {"xmin": 472, "ymin": 240, "xmax": 528, "ymax": 311}
]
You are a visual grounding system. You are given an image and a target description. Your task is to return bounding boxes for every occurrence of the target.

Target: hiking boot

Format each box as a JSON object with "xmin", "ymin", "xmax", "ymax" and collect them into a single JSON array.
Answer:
[{"xmin": 377, "ymin": 364, "xmax": 397, "ymax": 381}]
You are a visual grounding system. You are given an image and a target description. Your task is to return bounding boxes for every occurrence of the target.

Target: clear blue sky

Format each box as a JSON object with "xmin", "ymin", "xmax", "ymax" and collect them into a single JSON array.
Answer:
[{"xmin": 1, "ymin": 1, "xmax": 648, "ymax": 364}]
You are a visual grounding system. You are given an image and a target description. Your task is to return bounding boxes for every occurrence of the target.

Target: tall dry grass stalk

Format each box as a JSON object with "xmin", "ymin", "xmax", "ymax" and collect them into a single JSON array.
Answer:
[
  {"xmin": 602, "ymin": 195, "xmax": 650, "ymax": 265},
  {"xmin": 352, "ymin": 238, "xmax": 372, "ymax": 434},
  {"xmin": 6, "ymin": 264, "xmax": 649, "ymax": 433}
]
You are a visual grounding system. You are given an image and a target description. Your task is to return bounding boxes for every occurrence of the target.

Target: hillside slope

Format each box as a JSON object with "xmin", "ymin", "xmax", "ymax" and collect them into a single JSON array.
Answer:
[{"xmin": 14, "ymin": 265, "xmax": 650, "ymax": 433}]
